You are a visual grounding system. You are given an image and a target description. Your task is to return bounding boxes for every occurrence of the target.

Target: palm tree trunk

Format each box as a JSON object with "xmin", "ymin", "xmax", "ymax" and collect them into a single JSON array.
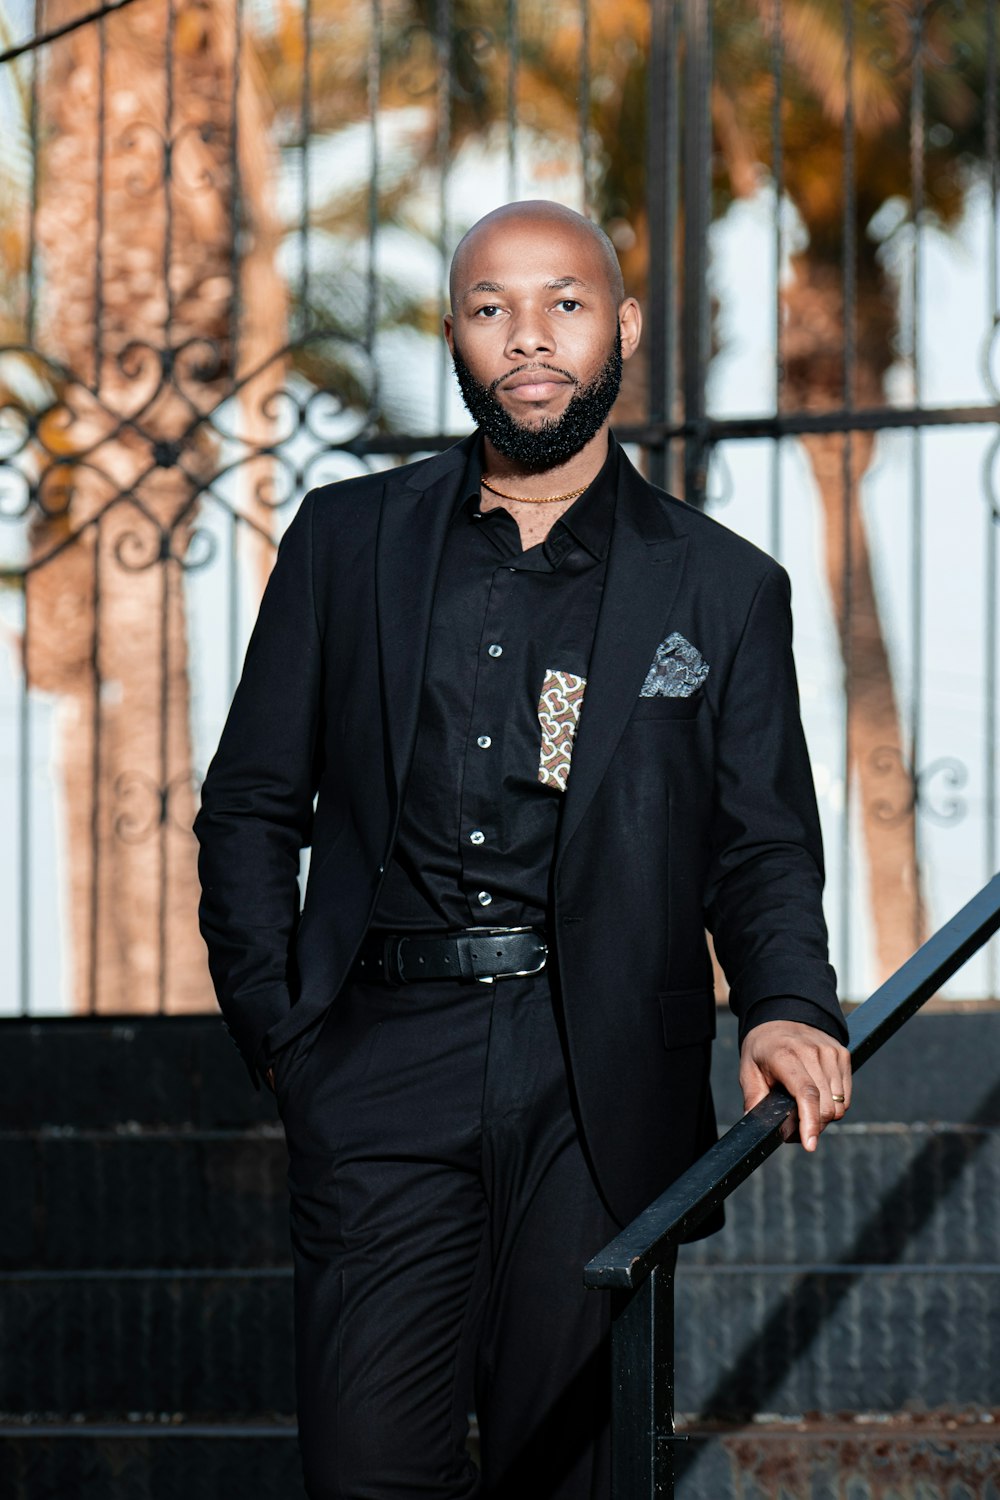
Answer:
[
  {"xmin": 783, "ymin": 258, "xmax": 926, "ymax": 979},
  {"xmin": 29, "ymin": 0, "xmax": 284, "ymax": 1012}
]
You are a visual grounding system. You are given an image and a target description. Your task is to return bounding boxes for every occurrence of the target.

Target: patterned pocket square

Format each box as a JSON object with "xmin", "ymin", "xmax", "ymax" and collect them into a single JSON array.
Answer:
[
  {"xmin": 538, "ymin": 669, "xmax": 587, "ymax": 792},
  {"xmin": 640, "ymin": 632, "xmax": 709, "ymax": 698}
]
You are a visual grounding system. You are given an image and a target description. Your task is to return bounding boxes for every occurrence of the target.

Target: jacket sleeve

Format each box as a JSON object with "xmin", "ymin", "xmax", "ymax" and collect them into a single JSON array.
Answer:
[
  {"xmin": 194, "ymin": 493, "xmax": 323, "ymax": 1085},
  {"xmin": 704, "ymin": 564, "xmax": 847, "ymax": 1045}
]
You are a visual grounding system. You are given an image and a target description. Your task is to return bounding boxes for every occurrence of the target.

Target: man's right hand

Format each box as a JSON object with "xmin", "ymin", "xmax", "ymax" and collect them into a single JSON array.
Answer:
[{"xmin": 264, "ymin": 1065, "xmax": 276, "ymax": 1093}]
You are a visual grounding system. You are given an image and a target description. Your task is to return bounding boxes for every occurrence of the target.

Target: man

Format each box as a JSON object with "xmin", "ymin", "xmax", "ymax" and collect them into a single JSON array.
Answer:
[{"xmin": 195, "ymin": 200, "xmax": 851, "ymax": 1500}]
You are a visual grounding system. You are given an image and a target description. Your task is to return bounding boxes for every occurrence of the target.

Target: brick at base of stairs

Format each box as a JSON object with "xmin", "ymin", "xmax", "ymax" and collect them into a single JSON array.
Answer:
[{"xmin": 676, "ymin": 1413, "xmax": 1000, "ymax": 1500}]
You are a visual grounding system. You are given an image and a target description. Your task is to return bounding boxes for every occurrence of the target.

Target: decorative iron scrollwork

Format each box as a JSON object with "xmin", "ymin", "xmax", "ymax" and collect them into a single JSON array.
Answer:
[{"xmin": 870, "ymin": 745, "xmax": 968, "ymax": 827}]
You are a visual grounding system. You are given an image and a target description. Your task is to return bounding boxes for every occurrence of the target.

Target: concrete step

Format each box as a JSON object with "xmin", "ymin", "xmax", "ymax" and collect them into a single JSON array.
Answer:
[{"xmin": 2, "ymin": 1265, "xmax": 997, "ymax": 1418}]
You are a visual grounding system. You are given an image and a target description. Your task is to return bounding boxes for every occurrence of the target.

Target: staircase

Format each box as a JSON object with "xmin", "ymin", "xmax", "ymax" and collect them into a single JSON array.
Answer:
[
  {"xmin": 0, "ymin": 1017, "xmax": 304, "ymax": 1498},
  {"xmin": 675, "ymin": 1011, "xmax": 1000, "ymax": 1498},
  {"xmin": 1, "ymin": 1009, "xmax": 998, "ymax": 1499}
]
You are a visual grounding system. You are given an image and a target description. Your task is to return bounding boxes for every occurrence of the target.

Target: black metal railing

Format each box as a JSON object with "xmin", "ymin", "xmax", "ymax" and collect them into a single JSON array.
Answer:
[{"xmin": 584, "ymin": 871, "xmax": 1000, "ymax": 1499}]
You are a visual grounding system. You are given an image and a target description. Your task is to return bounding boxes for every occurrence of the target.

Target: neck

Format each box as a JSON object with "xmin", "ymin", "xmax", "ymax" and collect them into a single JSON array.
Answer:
[{"xmin": 481, "ymin": 425, "xmax": 610, "ymax": 500}]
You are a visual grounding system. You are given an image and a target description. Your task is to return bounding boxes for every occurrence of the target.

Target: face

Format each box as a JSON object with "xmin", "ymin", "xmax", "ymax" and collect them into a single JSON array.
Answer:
[{"xmin": 445, "ymin": 216, "xmax": 641, "ymax": 470}]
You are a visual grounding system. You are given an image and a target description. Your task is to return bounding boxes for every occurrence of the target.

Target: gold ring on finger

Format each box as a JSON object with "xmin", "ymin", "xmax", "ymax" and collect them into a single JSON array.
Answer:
[{"xmin": 831, "ymin": 1093, "xmax": 846, "ymax": 1103}]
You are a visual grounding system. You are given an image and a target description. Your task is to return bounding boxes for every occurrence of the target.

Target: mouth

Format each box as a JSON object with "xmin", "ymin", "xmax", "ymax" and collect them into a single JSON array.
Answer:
[{"xmin": 499, "ymin": 369, "xmax": 574, "ymax": 402}]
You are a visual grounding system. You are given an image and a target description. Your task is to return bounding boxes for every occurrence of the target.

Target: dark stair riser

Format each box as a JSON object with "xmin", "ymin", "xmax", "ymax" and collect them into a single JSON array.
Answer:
[
  {"xmin": 2, "ymin": 1269, "xmax": 998, "ymax": 1416},
  {"xmin": 0, "ymin": 1021, "xmax": 275, "ymax": 1133},
  {"xmin": 1, "ymin": 1135, "xmax": 290, "ymax": 1270},
  {"xmin": 675, "ymin": 1267, "xmax": 1000, "ymax": 1417},
  {"xmin": 2, "ymin": 1427, "xmax": 999, "ymax": 1500},
  {"xmin": 0, "ymin": 1431, "xmax": 307, "ymax": 1500},
  {"xmin": 0, "ymin": 1275, "xmax": 295, "ymax": 1414},
  {"xmin": 682, "ymin": 1126, "xmax": 1000, "ymax": 1268},
  {"xmin": 3, "ymin": 1128, "xmax": 997, "ymax": 1270},
  {"xmin": 3, "ymin": 1012, "xmax": 1000, "ymax": 1130}
]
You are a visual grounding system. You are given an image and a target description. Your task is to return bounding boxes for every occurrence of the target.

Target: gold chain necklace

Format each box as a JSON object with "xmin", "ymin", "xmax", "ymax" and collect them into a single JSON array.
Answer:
[{"xmin": 480, "ymin": 475, "xmax": 588, "ymax": 505}]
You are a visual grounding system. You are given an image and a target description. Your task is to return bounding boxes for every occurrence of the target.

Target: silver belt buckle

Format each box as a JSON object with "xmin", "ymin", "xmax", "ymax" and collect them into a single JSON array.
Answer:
[{"xmin": 469, "ymin": 925, "xmax": 548, "ymax": 983}]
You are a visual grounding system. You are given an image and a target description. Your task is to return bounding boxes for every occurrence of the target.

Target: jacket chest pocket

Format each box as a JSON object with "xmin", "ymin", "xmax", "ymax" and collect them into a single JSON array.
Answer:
[{"xmin": 630, "ymin": 692, "xmax": 704, "ymax": 722}]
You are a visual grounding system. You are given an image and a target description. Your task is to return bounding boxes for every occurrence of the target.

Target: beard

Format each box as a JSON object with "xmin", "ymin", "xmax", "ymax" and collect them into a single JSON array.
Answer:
[{"xmin": 451, "ymin": 325, "xmax": 623, "ymax": 472}]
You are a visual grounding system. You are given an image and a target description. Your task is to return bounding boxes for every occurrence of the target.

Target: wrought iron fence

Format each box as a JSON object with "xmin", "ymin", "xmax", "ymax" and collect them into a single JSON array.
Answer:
[{"xmin": 0, "ymin": 0, "xmax": 997, "ymax": 1016}]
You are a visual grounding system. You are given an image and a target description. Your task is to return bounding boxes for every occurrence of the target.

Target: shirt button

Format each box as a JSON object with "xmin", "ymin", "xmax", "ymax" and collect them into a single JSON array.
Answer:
[
  {"xmin": 477, "ymin": 890, "xmax": 493, "ymax": 907},
  {"xmin": 469, "ymin": 830, "xmax": 485, "ymax": 845},
  {"xmin": 477, "ymin": 735, "xmax": 492, "ymax": 749},
  {"xmin": 487, "ymin": 643, "xmax": 503, "ymax": 658}
]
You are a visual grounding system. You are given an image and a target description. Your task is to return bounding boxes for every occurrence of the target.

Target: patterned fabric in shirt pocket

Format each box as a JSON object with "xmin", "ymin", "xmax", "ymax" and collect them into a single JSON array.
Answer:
[{"xmin": 537, "ymin": 669, "xmax": 587, "ymax": 792}]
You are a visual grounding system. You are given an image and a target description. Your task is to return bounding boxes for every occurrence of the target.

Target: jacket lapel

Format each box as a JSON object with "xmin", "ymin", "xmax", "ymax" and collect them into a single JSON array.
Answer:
[
  {"xmin": 556, "ymin": 447, "xmax": 689, "ymax": 862},
  {"xmin": 376, "ymin": 437, "xmax": 475, "ymax": 809}
]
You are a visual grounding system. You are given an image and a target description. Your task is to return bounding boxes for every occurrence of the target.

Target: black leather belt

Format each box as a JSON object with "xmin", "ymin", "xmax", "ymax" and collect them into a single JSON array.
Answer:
[{"xmin": 353, "ymin": 926, "xmax": 548, "ymax": 986}]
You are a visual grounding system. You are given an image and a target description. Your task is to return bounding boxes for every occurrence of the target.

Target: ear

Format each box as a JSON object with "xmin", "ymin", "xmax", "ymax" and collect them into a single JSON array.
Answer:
[
  {"xmin": 443, "ymin": 312, "xmax": 455, "ymax": 355},
  {"xmin": 618, "ymin": 297, "xmax": 642, "ymax": 361}
]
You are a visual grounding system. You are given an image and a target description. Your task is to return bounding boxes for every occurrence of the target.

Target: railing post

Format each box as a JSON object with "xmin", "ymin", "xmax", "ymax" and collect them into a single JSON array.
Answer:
[{"xmin": 609, "ymin": 1246, "xmax": 680, "ymax": 1499}]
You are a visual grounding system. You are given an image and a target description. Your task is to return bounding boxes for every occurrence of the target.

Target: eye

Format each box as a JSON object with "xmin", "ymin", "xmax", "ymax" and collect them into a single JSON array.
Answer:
[
  {"xmin": 556, "ymin": 299, "xmax": 582, "ymax": 312},
  {"xmin": 474, "ymin": 304, "xmax": 503, "ymax": 318}
]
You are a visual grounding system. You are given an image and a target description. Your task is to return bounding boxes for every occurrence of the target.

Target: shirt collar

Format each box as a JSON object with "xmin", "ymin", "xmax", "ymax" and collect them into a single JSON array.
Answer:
[{"xmin": 456, "ymin": 433, "xmax": 618, "ymax": 562}]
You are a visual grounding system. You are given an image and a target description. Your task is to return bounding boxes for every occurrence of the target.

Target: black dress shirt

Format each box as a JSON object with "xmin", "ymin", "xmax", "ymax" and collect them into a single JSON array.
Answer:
[{"xmin": 372, "ymin": 439, "xmax": 617, "ymax": 931}]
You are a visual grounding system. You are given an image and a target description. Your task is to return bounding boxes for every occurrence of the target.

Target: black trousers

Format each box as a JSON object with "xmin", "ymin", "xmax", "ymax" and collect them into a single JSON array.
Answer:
[{"xmin": 273, "ymin": 970, "xmax": 619, "ymax": 1500}]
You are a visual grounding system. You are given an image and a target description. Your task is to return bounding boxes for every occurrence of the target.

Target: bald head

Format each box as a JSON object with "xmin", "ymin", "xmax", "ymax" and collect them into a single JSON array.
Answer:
[{"xmin": 449, "ymin": 201, "xmax": 625, "ymax": 309}]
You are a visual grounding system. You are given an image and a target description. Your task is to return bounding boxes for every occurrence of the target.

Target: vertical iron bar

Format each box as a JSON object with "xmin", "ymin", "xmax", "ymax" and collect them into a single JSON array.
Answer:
[
  {"xmin": 367, "ymin": 0, "xmax": 382, "ymax": 422},
  {"xmin": 227, "ymin": 510, "xmax": 240, "ymax": 696},
  {"xmin": 664, "ymin": 0, "xmax": 680, "ymax": 494},
  {"xmin": 18, "ymin": 0, "xmax": 41, "ymax": 1016},
  {"xmin": 300, "ymin": 0, "xmax": 313, "ymax": 327},
  {"xmin": 986, "ymin": 0, "xmax": 999, "ymax": 995},
  {"xmin": 164, "ymin": 0, "xmax": 176, "ymax": 333},
  {"xmin": 609, "ymin": 1251, "xmax": 678, "ymax": 1500},
  {"xmin": 839, "ymin": 0, "xmax": 857, "ymax": 991},
  {"xmin": 436, "ymin": 0, "xmax": 452, "ymax": 434},
  {"xmin": 158, "ymin": 544, "xmax": 169, "ymax": 1012},
  {"xmin": 94, "ymin": 8, "xmax": 106, "ymax": 392},
  {"xmin": 647, "ymin": 0, "xmax": 679, "ymax": 493},
  {"xmin": 18, "ymin": 586, "xmax": 31, "ymax": 1015},
  {"xmin": 159, "ymin": 0, "xmax": 178, "ymax": 1013},
  {"xmin": 579, "ymin": 0, "xmax": 590, "ymax": 215},
  {"xmin": 26, "ymin": 0, "xmax": 40, "ymax": 346},
  {"xmin": 229, "ymin": 0, "xmax": 243, "ymax": 399},
  {"xmin": 506, "ymin": 0, "xmax": 518, "ymax": 201},
  {"xmin": 228, "ymin": 0, "xmax": 243, "ymax": 783},
  {"xmin": 681, "ymin": 0, "xmax": 711, "ymax": 507},
  {"xmin": 89, "ymin": 525, "xmax": 102, "ymax": 1014},
  {"xmin": 987, "ymin": 446, "xmax": 998, "ymax": 993},
  {"xmin": 769, "ymin": 0, "xmax": 784, "ymax": 559},
  {"xmin": 909, "ymin": 2, "xmax": 926, "ymax": 950},
  {"xmin": 990, "ymin": 0, "xmax": 999, "ymax": 336}
]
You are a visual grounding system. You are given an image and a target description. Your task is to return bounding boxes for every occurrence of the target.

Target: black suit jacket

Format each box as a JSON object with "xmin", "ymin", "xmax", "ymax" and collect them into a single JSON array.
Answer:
[{"xmin": 195, "ymin": 434, "xmax": 843, "ymax": 1226}]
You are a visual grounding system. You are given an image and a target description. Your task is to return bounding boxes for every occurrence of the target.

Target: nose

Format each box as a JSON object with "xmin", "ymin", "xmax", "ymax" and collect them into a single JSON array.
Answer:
[{"xmin": 504, "ymin": 309, "xmax": 553, "ymax": 361}]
